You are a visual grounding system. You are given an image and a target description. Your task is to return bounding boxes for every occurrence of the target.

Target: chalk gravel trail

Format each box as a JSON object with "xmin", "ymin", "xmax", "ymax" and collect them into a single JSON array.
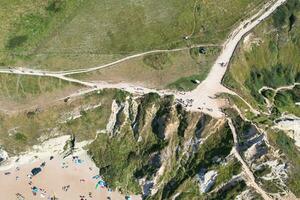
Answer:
[{"xmin": 228, "ymin": 118, "xmax": 272, "ymax": 200}]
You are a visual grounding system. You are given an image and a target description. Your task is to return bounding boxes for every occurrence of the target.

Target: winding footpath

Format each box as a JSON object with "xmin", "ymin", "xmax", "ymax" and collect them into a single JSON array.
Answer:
[
  {"xmin": 259, "ymin": 83, "xmax": 300, "ymax": 113},
  {"xmin": 0, "ymin": 0, "xmax": 287, "ymax": 120},
  {"xmin": 228, "ymin": 118, "xmax": 272, "ymax": 200}
]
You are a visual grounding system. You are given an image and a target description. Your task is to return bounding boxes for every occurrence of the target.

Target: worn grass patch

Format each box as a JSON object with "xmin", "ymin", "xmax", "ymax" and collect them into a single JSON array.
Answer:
[
  {"xmin": 0, "ymin": 73, "xmax": 79, "ymax": 103},
  {"xmin": 70, "ymin": 47, "xmax": 219, "ymax": 90},
  {"xmin": 0, "ymin": 89, "xmax": 118, "ymax": 155}
]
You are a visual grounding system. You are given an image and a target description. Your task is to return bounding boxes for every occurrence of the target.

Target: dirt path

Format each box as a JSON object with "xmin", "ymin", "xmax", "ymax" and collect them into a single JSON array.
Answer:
[
  {"xmin": 259, "ymin": 83, "xmax": 300, "ymax": 94},
  {"xmin": 258, "ymin": 82, "xmax": 300, "ymax": 113},
  {"xmin": 227, "ymin": 118, "xmax": 272, "ymax": 200}
]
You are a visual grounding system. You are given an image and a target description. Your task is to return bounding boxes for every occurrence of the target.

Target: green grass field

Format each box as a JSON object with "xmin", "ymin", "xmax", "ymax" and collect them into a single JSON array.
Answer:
[
  {"xmin": 0, "ymin": 0, "xmax": 266, "ymax": 70},
  {"xmin": 0, "ymin": 0, "xmax": 82, "ymax": 65}
]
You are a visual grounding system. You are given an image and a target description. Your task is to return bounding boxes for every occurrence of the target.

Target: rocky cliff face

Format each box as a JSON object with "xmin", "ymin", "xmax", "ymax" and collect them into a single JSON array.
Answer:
[
  {"xmin": 0, "ymin": 87, "xmax": 297, "ymax": 199},
  {"xmin": 87, "ymin": 91, "xmax": 295, "ymax": 199}
]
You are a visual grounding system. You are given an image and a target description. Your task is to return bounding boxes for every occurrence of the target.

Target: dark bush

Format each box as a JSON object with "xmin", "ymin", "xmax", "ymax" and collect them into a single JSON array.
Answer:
[{"xmin": 6, "ymin": 35, "xmax": 28, "ymax": 49}]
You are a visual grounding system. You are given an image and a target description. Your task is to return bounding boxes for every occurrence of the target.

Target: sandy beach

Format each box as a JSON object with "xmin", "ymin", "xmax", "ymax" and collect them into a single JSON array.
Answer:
[{"xmin": 0, "ymin": 136, "xmax": 141, "ymax": 200}]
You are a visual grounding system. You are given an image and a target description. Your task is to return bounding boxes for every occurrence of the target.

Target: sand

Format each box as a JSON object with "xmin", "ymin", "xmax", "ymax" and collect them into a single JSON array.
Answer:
[{"xmin": 0, "ymin": 136, "xmax": 141, "ymax": 200}]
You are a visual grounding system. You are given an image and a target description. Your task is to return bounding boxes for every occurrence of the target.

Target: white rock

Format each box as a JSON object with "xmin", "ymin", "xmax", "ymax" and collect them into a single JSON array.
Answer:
[
  {"xmin": 197, "ymin": 170, "xmax": 218, "ymax": 193},
  {"xmin": 275, "ymin": 118, "xmax": 300, "ymax": 148},
  {"xmin": 0, "ymin": 149, "xmax": 8, "ymax": 163},
  {"xmin": 106, "ymin": 100, "xmax": 122, "ymax": 134}
]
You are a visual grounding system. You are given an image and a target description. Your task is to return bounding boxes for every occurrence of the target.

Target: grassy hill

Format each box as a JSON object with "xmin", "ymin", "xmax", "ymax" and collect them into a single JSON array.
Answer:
[{"xmin": 0, "ymin": 0, "xmax": 266, "ymax": 70}]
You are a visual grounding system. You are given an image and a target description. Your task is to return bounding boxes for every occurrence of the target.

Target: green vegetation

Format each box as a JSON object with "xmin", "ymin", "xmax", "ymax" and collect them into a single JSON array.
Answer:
[
  {"xmin": 150, "ymin": 123, "xmax": 233, "ymax": 199},
  {"xmin": 213, "ymin": 159, "xmax": 242, "ymax": 190},
  {"xmin": 88, "ymin": 95, "xmax": 171, "ymax": 194},
  {"xmin": 88, "ymin": 125, "xmax": 142, "ymax": 194},
  {"xmin": 221, "ymin": 94, "xmax": 258, "ymax": 120},
  {"xmin": 2, "ymin": 1, "xmax": 298, "ymax": 198},
  {"xmin": 114, "ymin": 90, "xmax": 130, "ymax": 104},
  {"xmin": 260, "ymin": 179, "xmax": 283, "ymax": 193},
  {"xmin": 131, "ymin": 92, "xmax": 161, "ymax": 138},
  {"xmin": 261, "ymin": 89, "xmax": 275, "ymax": 101},
  {"xmin": 173, "ymin": 178, "xmax": 203, "ymax": 200},
  {"xmin": 14, "ymin": 132, "xmax": 28, "ymax": 142},
  {"xmin": 0, "ymin": 89, "xmax": 118, "ymax": 154},
  {"xmin": 1, "ymin": 0, "xmax": 82, "ymax": 64},
  {"xmin": 6, "ymin": 35, "xmax": 28, "ymax": 49},
  {"xmin": 209, "ymin": 181, "xmax": 247, "ymax": 200},
  {"xmin": 0, "ymin": 109, "xmax": 63, "ymax": 154},
  {"xmin": 60, "ymin": 89, "xmax": 124, "ymax": 141},
  {"xmin": 0, "ymin": 90, "xmax": 244, "ymax": 199},
  {"xmin": 168, "ymin": 74, "xmax": 206, "ymax": 91},
  {"xmin": 223, "ymin": 0, "xmax": 300, "ymax": 114},
  {"xmin": 0, "ymin": 0, "xmax": 265, "ymax": 70},
  {"xmin": 272, "ymin": 0, "xmax": 300, "ymax": 29},
  {"xmin": 42, "ymin": 0, "xmax": 264, "ymax": 54},
  {"xmin": 46, "ymin": 0, "xmax": 66, "ymax": 13},
  {"xmin": 274, "ymin": 85, "xmax": 300, "ymax": 116},
  {"xmin": 143, "ymin": 53, "xmax": 171, "ymax": 70},
  {"xmin": 167, "ymin": 47, "xmax": 220, "ymax": 91},
  {"xmin": 244, "ymin": 64, "xmax": 297, "ymax": 104},
  {"xmin": 151, "ymin": 95, "xmax": 174, "ymax": 139},
  {"xmin": 175, "ymin": 174, "xmax": 248, "ymax": 200},
  {"xmin": 254, "ymin": 165, "xmax": 272, "ymax": 177},
  {"xmin": 84, "ymin": 94, "xmax": 238, "ymax": 198},
  {"xmin": 6, "ymin": 13, "xmax": 48, "ymax": 50}
]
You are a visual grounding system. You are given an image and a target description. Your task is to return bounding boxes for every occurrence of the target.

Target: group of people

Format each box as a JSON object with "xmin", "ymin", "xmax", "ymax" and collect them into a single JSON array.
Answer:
[{"xmin": 8, "ymin": 154, "xmax": 133, "ymax": 200}]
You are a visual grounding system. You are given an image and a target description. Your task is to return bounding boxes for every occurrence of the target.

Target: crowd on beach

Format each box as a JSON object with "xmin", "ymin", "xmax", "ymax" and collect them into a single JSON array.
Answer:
[{"xmin": 3, "ymin": 154, "xmax": 134, "ymax": 200}]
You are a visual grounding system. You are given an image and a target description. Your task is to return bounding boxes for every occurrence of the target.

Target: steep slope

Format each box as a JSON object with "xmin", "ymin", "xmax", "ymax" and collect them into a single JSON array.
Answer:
[
  {"xmin": 0, "ymin": 85, "xmax": 297, "ymax": 199},
  {"xmin": 86, "ymin": 92, "xmax": 291, "ymax": 199},
  {"xmin": 223, "ymin": 0, "xmax": 300, "ymax": 197},
  {"xmin": 88, "ymin": 93, "xmax": 235, "ymax": 197},
  {"xmin": 224, "ymin": 0, "xmax": 300, "ymax": 114}
]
